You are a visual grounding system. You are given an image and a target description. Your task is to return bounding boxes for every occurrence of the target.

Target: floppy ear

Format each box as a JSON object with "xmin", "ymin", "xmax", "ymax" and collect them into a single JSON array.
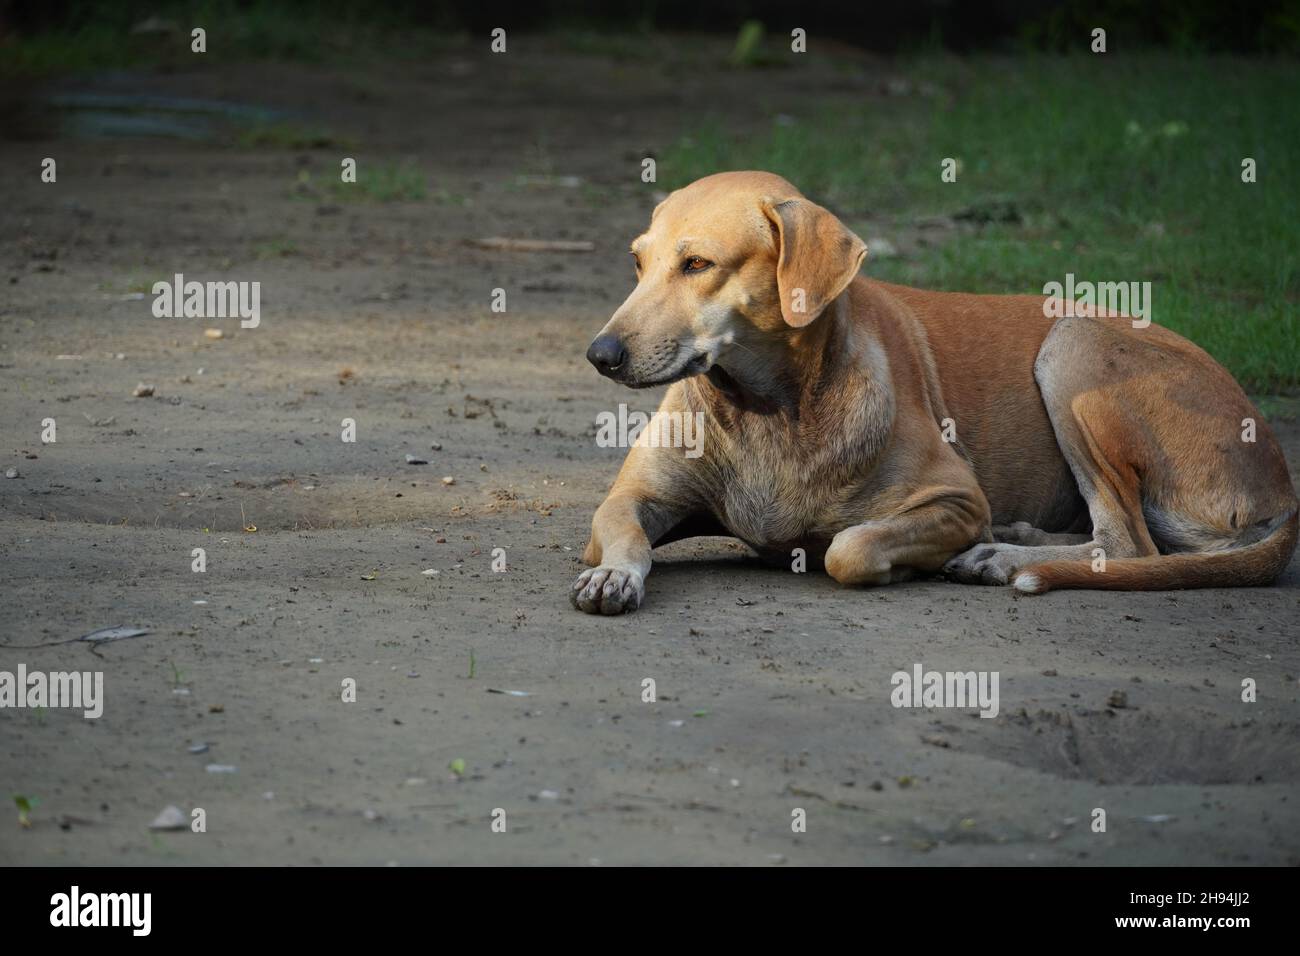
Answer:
[{"xmin": 764, "ymin": 198, "xmax": 867, "ymax": 328}]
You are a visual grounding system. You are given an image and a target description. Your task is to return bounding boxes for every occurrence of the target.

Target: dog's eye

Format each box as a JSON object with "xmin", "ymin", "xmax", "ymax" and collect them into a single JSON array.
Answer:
[{"xmin": 682, "ymin": 256, "xmax": 711, "ymax": 273}]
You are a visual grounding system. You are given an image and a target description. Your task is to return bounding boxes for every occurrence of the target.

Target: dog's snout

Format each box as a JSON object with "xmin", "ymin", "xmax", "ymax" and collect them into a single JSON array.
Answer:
[{"xmin": 586, "ymin": 334, "xmax": 628, "ymax": 377}]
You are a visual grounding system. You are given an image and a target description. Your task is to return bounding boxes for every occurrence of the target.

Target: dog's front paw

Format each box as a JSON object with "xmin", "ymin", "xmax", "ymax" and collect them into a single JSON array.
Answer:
[{"xmin": 571, "ymin": 566, "xmax": 645, "ymax": 615}]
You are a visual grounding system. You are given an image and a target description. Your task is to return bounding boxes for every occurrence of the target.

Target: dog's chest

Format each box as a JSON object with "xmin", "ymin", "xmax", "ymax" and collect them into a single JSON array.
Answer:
[
  {"xmin": 692, "ymin": 369, "xmax": 892, "ymax": 551},
  {"xmin": 714, "ymin": 448, "xmax": 850, "ymax": 551}
]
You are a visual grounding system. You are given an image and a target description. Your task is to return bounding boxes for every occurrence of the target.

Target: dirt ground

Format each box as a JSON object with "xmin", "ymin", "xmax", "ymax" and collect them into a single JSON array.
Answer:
[{"xmin": 2, "ymin": 41, "xmax": 1298, "ymax": 866}]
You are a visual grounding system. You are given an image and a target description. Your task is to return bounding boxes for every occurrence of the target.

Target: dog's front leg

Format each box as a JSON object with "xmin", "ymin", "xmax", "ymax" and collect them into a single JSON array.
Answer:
[
  {"xmin": 572, "ymin": 495, "xmax": 652, "ymax": 614},
  {"xmin": 823, "ymin": 485, "xmax": 990, "ymax": 586},
  {"xmin": 573, "ymin": 431, "xmax": 705, "ymax": 615},
  {"xmin": 572, "ymin": 491, "xmax": 694, "ymax": 614}
]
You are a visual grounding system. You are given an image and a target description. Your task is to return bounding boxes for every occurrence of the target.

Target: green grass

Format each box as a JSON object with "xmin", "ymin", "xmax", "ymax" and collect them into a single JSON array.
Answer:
[
  {"xmin": 288, "ymin": 162, "xmax": 429, "ymax": 203},
  {"xmin": 253, "ymin": 237, "xmax": 299, "ymax": 258},
  {"xmin": 330, "ymin": 161, "xmax": 428, "ymax": 202},
  {"xmin": 98, "ymin": 272, "xmax": 166, "ymax": 295},
  {"xmin": 236, "ymin": 122, "xmax": 348, "ymax": 150},
  {"xmin": 661, "ymin": 54, "xmax": 1299, "ymax": 393}
]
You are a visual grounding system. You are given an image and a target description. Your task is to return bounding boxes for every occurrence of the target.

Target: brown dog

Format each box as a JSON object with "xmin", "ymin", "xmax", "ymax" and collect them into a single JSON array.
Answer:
[{"xmin": 572, "ymin": 171, "xmax": 1297, "ymax": 614}]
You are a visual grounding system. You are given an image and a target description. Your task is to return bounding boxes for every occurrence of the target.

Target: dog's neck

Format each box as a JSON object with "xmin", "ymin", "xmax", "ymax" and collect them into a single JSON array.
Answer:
[
  {"xmin": 686, "ymin": 284, "xmax": 896, "ymax": 474},
  {"xmin": 693, "ymin": 295, "xmax": 855, "ymax": 419}
]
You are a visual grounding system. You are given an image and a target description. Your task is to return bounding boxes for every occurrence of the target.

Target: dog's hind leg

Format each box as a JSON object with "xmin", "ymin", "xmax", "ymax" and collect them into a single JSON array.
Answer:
[
  {"xmin": 945, "ymin": 389, "xmax": 1154, "ymax": 584},
  {"xmin": 948, "ymin": 313, "xmax": 1299, "ymax": 590},
  {"xmin": 992, "ymin": 522, "xmax": 1090, "ymax": 546},
  {"xmin": 949, "ymin": 521, "xmax": 1093, "ymax": 585},
  {"xmin": 946, "ymin": 316, "xmax": 1162, "ymax": 585}
]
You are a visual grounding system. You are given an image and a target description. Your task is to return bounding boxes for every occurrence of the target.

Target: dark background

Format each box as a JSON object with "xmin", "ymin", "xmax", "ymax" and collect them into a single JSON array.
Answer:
[{"xmin": 3, "ymin": 0, "xmax": 1299, "ymax": 53}]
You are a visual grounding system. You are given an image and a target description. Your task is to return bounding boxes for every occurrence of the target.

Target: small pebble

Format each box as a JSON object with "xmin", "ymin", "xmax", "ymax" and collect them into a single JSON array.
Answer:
[{"xmin": 148, "ymin": 805, "xmax": 187, "ymax": 831}]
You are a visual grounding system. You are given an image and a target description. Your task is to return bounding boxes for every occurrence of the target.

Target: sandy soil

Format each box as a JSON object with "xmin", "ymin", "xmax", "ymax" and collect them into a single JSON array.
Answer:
[{"xmin": 1, "ymin": 41, "xmax": 1298, "ymax": 866}]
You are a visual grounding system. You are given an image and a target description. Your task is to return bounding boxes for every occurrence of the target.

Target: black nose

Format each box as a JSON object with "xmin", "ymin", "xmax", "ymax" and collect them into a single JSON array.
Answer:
[{"xmin": 586, "ymin": 335, "xmax": 627, "ymax": 376}]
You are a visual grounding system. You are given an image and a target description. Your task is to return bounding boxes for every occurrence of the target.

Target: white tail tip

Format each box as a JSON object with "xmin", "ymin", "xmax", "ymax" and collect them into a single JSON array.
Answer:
[{"xmin": 1013, "ymin": 572, "xmax": 1045, "ymax": 594}]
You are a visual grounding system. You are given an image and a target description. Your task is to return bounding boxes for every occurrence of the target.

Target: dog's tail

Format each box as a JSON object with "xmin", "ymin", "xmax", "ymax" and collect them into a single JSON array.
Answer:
[{"xmin": 1012, "ymin": 509, "xmax": 1298, "ymax": 594}]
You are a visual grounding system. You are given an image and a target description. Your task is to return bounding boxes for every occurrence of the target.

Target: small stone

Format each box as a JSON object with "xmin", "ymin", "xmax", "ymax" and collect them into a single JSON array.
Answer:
[
  {"xmin": 441, "ymin": 476, "xmax": 455, "ymax": 486},
  {"xmin": 404, "ymin": 454, "xmax": 428, "ymax": 465},
  {"xmin": 4, "ymin": 468, "xmax": 18, "ymax": 479},
  {"xmin": 204, "ymin": 328, "xmax": 224, "ymax": 340},
  {"xmin": 430, "ymin": 441, "xmax": 442, "ymax": 451},
  {"xmin": 132, "ymin": 383, "xmax": 155, "ymax": 397},
  {"xmin": 148, "ymin": 805, "xmax": 187, "ymax": 830},
  {"xmin": 1107, "ymin": 690, "xmax": 1128, "ymax": 709}
]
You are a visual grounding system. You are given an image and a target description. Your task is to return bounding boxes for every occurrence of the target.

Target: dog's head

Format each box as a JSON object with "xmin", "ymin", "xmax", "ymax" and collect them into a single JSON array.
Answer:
[{"xmin": 586, "ymin": 171, "xmax": 867, "ymax": 388}]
